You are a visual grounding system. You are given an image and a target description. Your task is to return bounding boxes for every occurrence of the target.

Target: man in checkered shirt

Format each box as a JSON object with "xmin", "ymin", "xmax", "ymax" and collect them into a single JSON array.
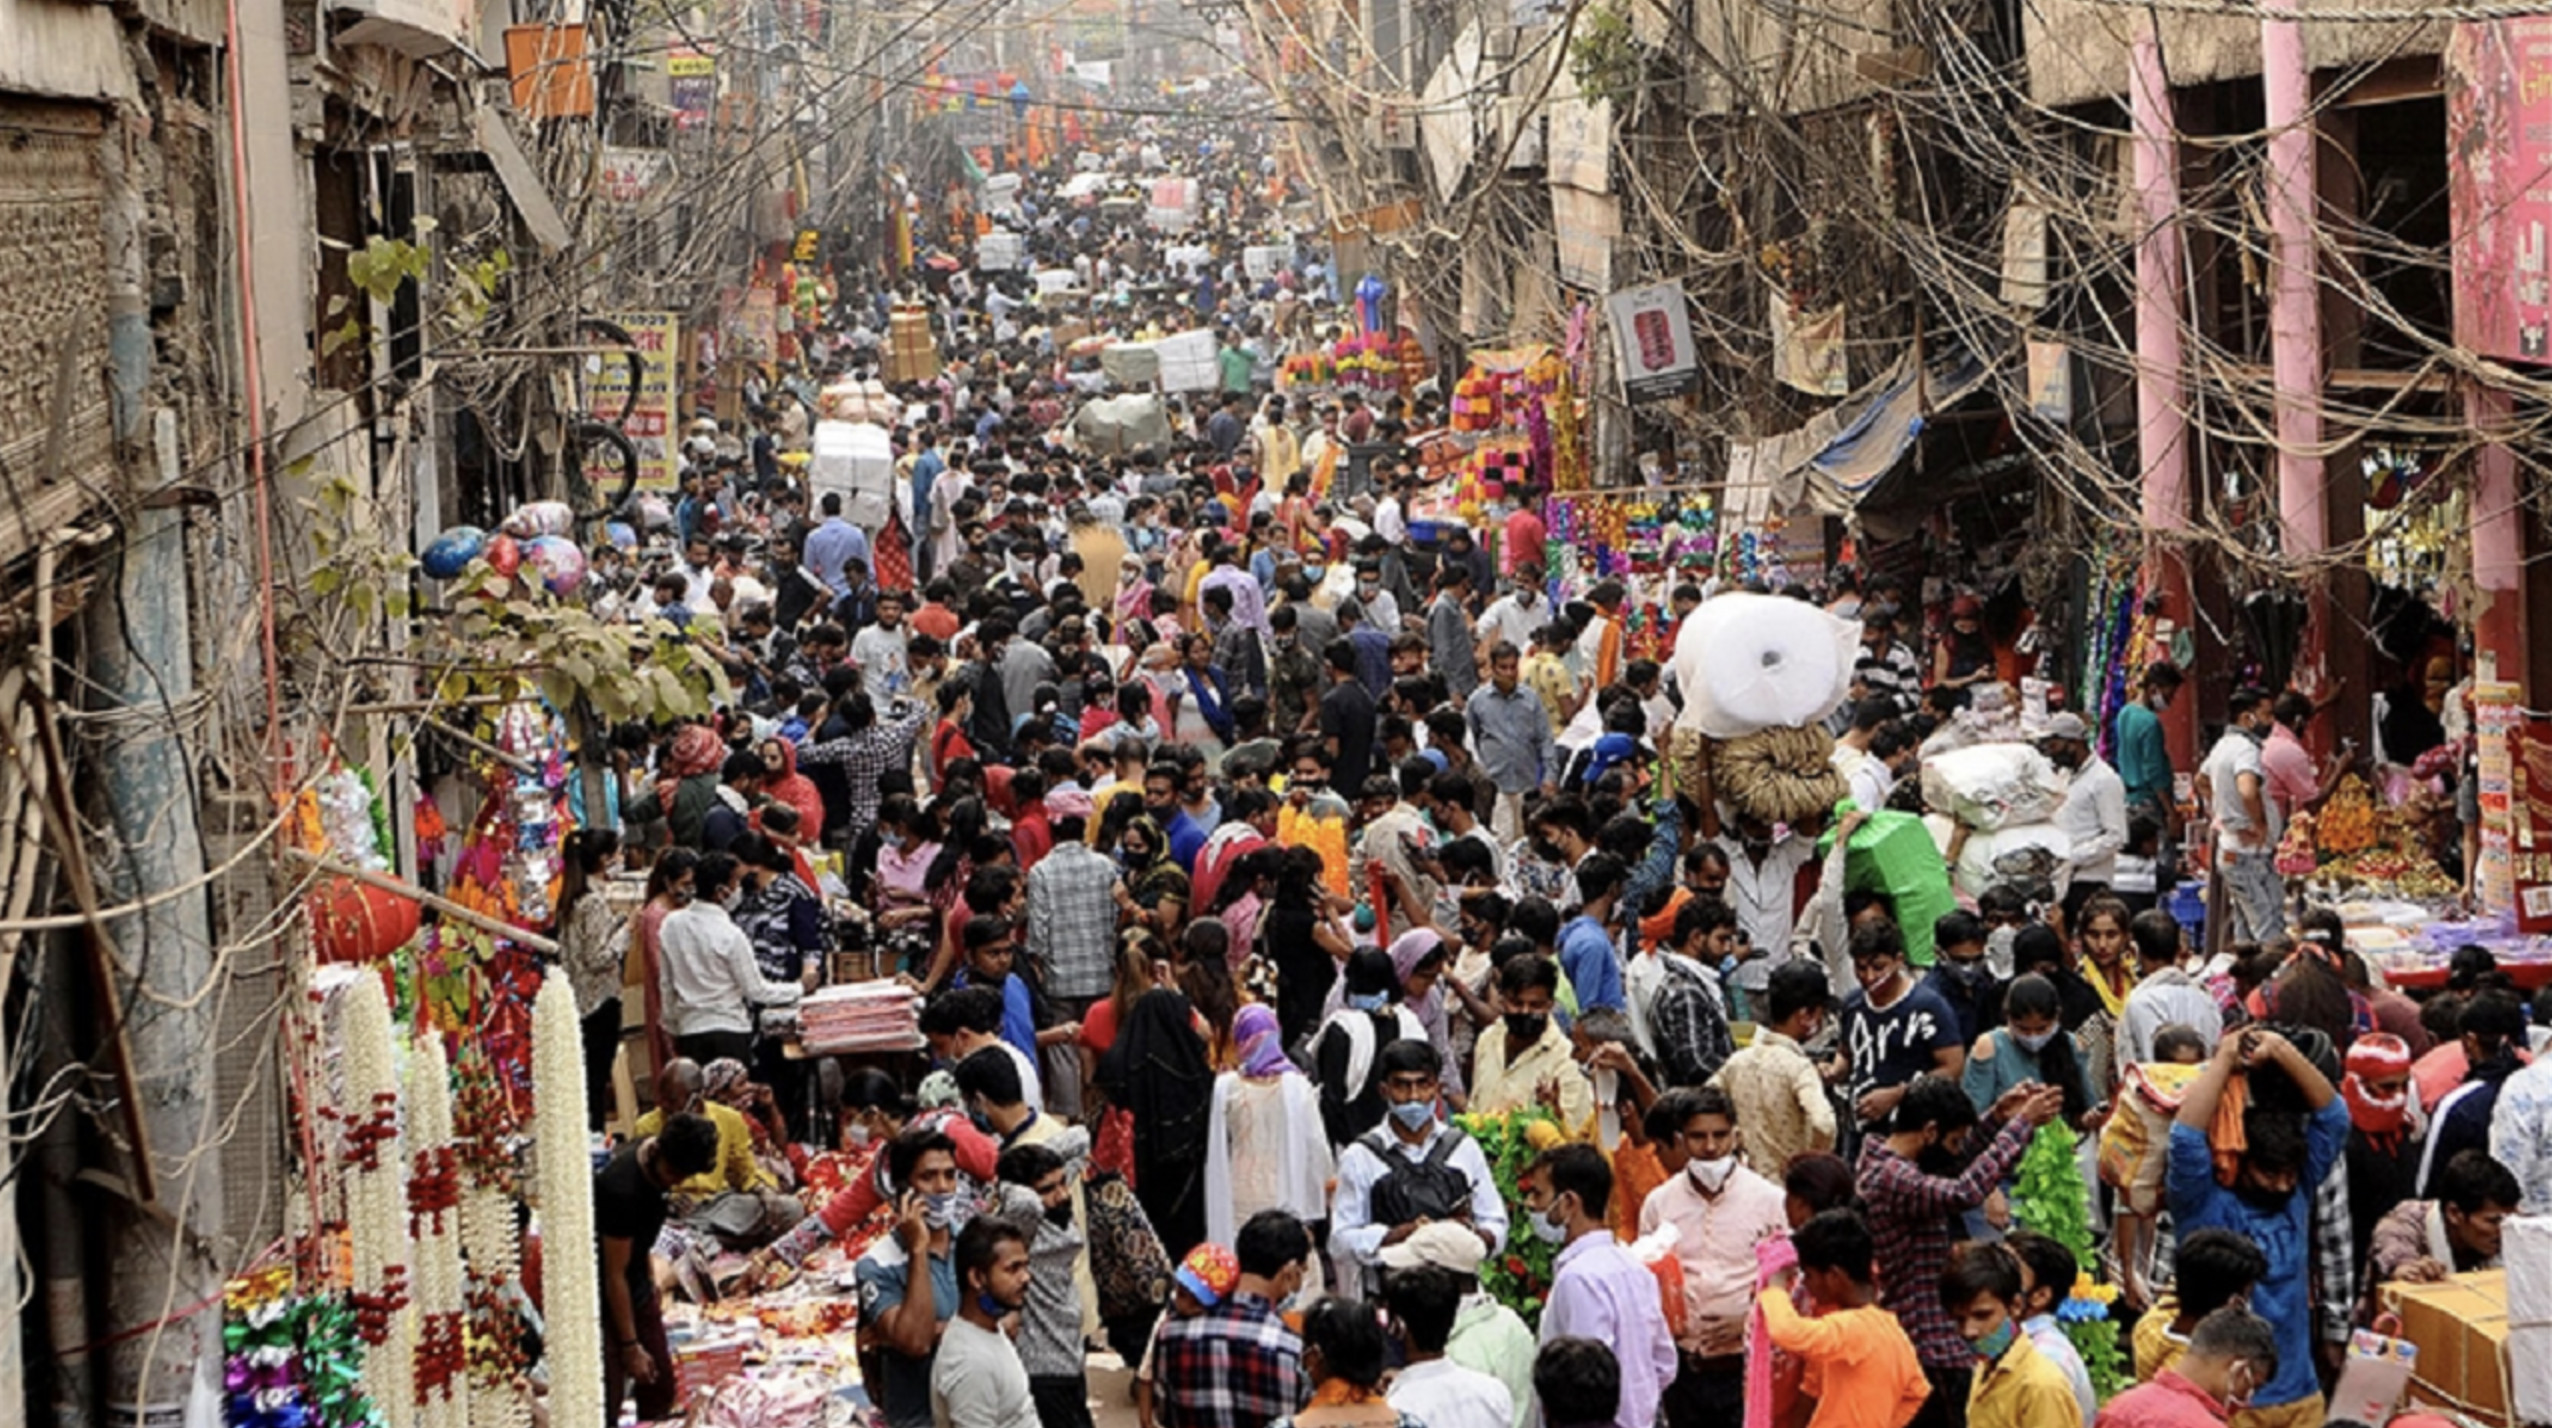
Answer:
[
  {"xmin": 1155, "ymin": 1210, "xmax": 1312, "ymax": 1428},
  {"xmin": 1857, "ymin": 1075, "xmax": 2066, "ymax": 1428}
]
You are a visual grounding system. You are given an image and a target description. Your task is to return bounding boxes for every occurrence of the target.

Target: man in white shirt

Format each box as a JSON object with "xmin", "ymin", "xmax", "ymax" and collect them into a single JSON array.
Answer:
[
  {"xmin": 851, "ymin": 589, "xmax": 914, "ymax": 701},
  {"xmin": 1382, "ymin": 1263, "xmax": 1515, "ymax": 1428},
  {"xmin": 1331, "ymin": 1040, "xmax": 1508, "ymax": 1293},
  {"xmin": 1476, "ymin": 567, "xmax": 1557, "ymax": 655},
  {"xmin": 931, "ymin": 1220, "xmax": 1041, "ymax": 1428},
  {"xmin": 2040, "ymin": 711, "xmax": 2130, "ymax": 912},
  {"xmin": 2118, "ymin": 905, "xmax": 2222, "ymax": 1066},
  {"xmin": 2200, "ymin": 686, "xmax": 2284, "ymax": 944},
  {"xmin": 659, "ymin": 851, "xmax": 804, "ymax": 1066}
]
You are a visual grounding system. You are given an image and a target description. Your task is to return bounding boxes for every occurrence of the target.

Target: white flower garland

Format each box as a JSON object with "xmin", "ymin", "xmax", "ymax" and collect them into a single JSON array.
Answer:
[
  {"xmin": 341, "ymin": 974, "xmax": 414, "ymax": 1428},
  {"xmin": 532, "ymin": 973, "xmax": 604, "ymax": 1428},
  {"xmin": 404, "ymin": 1036, "xmax": 468, "ymax": 1428}
]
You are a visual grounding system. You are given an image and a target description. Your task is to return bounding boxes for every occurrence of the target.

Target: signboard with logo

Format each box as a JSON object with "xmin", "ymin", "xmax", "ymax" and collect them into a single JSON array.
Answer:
[{"xmin": 1604, "ymin": 283, "xmax": 1697, "ymax": 402}]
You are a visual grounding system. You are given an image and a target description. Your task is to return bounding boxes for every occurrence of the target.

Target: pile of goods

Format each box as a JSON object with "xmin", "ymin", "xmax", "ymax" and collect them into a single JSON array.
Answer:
[
  {"xmin": 1919, "ymin": 743, "xmax": 2073, "ymax": 899},
  {"xmin": 2299, "ymin": 774, "xmax": 2455, "ymax": 898}
]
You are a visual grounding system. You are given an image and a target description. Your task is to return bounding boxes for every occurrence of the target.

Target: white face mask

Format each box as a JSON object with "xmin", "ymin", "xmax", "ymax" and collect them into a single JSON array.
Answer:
[{"xmin": 1687, "ymin": 1155, "xmax": 1737, "ymax": 1194}]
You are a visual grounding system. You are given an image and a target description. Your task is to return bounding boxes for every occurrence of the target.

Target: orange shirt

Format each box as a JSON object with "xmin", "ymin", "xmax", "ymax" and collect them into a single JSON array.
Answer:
[
  {"xmin": 1760, "ymin": 1289, "xmax": 1933, "ymax": 1428},
  {"xmin": 1610, "ymin": 1141, "xmax": 1667, "ymax": 1243}
]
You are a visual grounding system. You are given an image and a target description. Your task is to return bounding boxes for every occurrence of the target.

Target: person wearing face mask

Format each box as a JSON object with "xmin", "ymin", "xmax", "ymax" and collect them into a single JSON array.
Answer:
[
  {"xmin": 1961, "ymin": 975, "xmax": 2099, "ymax": 1130},
  {"xmin": 2199, "ymin": 686, "xmax": 2284, "ymax": 945},
  {"xmin": 1634, "ymin": 1087, "xmax": 1790, "ymax": 1428},
  {"xmin": 930, "ymin": 1219, "xmax": 1040, "ymax": 1428},
  {"xmin": 740, "ymin": 1070, "xmax": 1000, "ymax": 1291},
  {"xmin": 1922, "ymin": 912, "xmax": 2005, "ymax": 1044},
  {"xmin": 1467, "ymin": 953, "xmax": 1597, "ymax": 1127},
  {"xmin": 1523, "ymin": 1144, "xmax": 1680, "ymax": 1428},
  {"xmin": 986, "ymin": 1141, "xmax": 1096, "ymax": 1428},
  {"xmin": 1308, "ymin": 948, "xmax": 1432, "ymax": 1145},
  {"xmin": 1331, "ymin": 1039, "xmax": 1508, "ymax": 1293},
  {"xmin": 658, "ymin": 851, "xmax": 806, "ymax": 1067},
  {"xmin": 553, "ymin": 828, "xmax": 629, "ymax": 1132},
  {"xmin": 2167, "ymin": 1028, "xmax": 2346, "ymax": 1428},
  {"xmin": 1860, "ymin": 1075, "xmax": 2066, "ymax": 1428},
  {"xmin": 2097, "ymin": 1307, "xmax": 2281, "ymax": 1428},
  {"xmin": 1941, "ymin": 1243, "xmax": 2090, "ymax": 1428},
  {"xmin": 2040, "ymin": 712, "xmax": 2129, "ymax": 921},
  {"xmin": 854, "ymin": 1127, "xmax": 973, "ymax": 1428}
]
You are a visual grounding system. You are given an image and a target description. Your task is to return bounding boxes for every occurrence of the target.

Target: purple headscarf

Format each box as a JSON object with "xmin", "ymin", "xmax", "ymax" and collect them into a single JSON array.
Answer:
[{"xmin": 1234, "ymin": 1002, "xmax": 1297, "ymax": 1078}]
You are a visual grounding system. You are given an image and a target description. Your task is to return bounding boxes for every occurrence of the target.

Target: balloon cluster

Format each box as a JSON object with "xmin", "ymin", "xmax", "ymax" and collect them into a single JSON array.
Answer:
[{"xmin": 415, "ymin": 501, "xmax": 589, "ymax": 596}]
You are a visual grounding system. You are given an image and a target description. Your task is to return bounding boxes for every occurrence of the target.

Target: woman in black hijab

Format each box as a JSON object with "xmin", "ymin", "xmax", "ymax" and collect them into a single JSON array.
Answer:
[{"xmin": 1100, "ymin": 987, "xmax": 1216, "ymax": 1261}]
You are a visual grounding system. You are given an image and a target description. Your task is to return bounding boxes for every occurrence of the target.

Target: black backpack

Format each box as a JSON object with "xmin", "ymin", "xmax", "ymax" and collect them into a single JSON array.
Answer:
[{"xmin": 1360, "ymin": 1125, "xmax": 1475, "ymax": 1226}]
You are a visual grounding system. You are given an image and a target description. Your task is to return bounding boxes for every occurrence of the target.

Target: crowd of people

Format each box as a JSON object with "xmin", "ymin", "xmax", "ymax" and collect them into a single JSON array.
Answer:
[{"xmin": 555, "ymin": 111, "xmax": 2533, "ymax": 1428}]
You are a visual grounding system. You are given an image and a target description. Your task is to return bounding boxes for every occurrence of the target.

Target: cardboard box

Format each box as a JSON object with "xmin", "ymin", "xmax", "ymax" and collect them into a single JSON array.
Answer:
[{"xmin": 2384, "ymin": 1273, "xmax": 2512, "ymax": 1426}]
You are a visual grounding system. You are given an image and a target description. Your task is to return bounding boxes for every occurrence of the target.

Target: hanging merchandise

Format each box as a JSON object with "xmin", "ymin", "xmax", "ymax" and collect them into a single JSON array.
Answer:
[{"xmin": 1545, "ymin": 492, "xmax": 1718, "ymax": 660}]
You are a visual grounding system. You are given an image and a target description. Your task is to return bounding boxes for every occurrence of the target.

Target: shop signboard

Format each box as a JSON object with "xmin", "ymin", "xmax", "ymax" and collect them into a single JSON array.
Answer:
[
  {"xmin": 587, "ymin": 311, "xmax": 679, "ymax": 493},
  {"xmin": 598, "ymin": 147, "xmax": 669, "ymax": 205},
  {"xmin": 1604, "ymin": 282, "xmax": 1698, "ymax": 402},
  {"xmin": 668, "ymin": 49, "xmax": 715, "ymax": 130},
  {"xmin": 2448, "ymin": 20, "xmax": 2552, "ymax": 363},
  {"xmin": 2477, "ymin": 681, "xmax": 2521, "ymax": 915}
]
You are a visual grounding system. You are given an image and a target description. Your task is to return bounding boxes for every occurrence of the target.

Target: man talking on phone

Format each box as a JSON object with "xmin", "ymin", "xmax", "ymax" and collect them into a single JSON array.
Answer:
[{"xmin": 855, "ymin": 1127, "xmax": 973, "ymax": 1428}]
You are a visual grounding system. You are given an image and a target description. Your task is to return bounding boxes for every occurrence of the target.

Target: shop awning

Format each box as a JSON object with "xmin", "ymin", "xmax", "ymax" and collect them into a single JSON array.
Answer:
[{"xmin": 1726, "ymin": 339, "xmax": 1996, "ymax": 517}]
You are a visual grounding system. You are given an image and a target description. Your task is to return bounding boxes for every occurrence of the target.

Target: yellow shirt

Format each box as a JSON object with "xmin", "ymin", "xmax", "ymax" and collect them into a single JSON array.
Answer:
[
  {"xmin": 633, "ymin": 1101, "xmax": 772, "ymax": 1196},
  {"xmin": 1467, "ymin": 1019, "xmax": 1595, "ymax": 1135},
  {"xmin": 1968, "ymin": 1331, "xmax": 2083, "ymax": 1428},
  {"xmin": 1710, "ymin": 1027, "xmax": 1840, "ymax": 1179},
  {"xmin": 1522, "ymin": 651, "xmax": 1578, "ymax": 727},
  {"xmin": 2132, "ymin": 1297, "xmax": 2188, "ymax": 1382}
]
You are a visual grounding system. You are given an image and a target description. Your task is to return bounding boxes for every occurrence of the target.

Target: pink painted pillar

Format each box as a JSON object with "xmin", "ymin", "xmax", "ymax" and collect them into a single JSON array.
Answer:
[
  {"xmin": 2263, "ymin": 0, "xmax": 2329, "ymax": 690},
  {"xmin": 2132, "ymin": 24, "xmax": 2197, "ymax": 772},
  {"xmin": 2470, "ymin": 386, "xmax": 2525, "ymax": 690}
]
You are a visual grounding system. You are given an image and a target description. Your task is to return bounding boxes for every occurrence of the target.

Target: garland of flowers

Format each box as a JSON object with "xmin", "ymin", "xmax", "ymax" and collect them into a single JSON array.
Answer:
[
  {"xmin": 2008, "ymin": 1123, "xmax": 2127, "ymax": 1400},
  {"xmin": 453, "ymin": 1039, "xmax": 531, "ymax": 1428},
  {"xmin": 1452, "ymin": 1108, "xmax": 1566, "ymax": 1330},
  {"xmin": 340, "ymin": 975, "xmax": 414, "ymax": 1428},
  {"xmin": 532, "ymin": 974, "xmax": 606, "ymax": 1428},
  {"xmin": 404, "ymin": 1038, "xmax": 467, "ymax": 1428}
]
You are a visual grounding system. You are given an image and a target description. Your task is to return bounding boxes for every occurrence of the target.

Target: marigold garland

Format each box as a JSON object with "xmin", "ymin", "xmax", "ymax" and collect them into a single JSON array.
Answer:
[{"xmin": 533, "ymin": 973, "xmax": 605, "ymax": 1428}]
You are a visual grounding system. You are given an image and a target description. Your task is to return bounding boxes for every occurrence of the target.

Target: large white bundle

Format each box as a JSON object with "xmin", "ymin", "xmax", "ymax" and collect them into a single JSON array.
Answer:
[
  {"xmin": 1034, "ymin": 268, "xmax": 1081, "ymax": 296},
  {"xmin": 1164, "ymin": 243, "xmax": 1213, "ymax": 273},
  {"xmin": 1669, "ymin": 591, "xmax": 1859, "ymax": 739},
  {"xmin": 1244, "ymin": 243, "xmax": 1295, "ymax": 281},
  {"xmin": 978, "ymin": 230, "xmax": 1026, "ymax": 271},
  {"xmin": 809, "ymin": 420, "xmax": 895, "ymax": 530},
  {"xmin": 1154, "ymin": 328, "xmax": 1220, "ymax": 392},
  {"xmin": 1072, "ymin": 394, "xmax": 1171, "ymax": 456},
  {"xmin": 1922, "ymin": 742, "xmax": 2065, "ymax": 832},
  {"xmin": 2507, "ymin": 1214, "xmax": 2552, "ymax": 1325},
  {"xmin": 1952, "ymin": 820, "xmax": 2075, "ymax": 898}
]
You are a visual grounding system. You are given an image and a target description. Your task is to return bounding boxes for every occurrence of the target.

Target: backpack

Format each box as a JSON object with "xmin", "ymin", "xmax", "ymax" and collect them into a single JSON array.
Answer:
[{"xmin": 1360, "ymin": 1125, "xmax": 1476, "ymax": 1227}]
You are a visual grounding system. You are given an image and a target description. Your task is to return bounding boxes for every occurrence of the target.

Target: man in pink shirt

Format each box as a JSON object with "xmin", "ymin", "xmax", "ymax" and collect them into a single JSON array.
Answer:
[
  {"xmin": 2260, "ymin": 691, "xmax": 2347, "ymax": 823},
  {"xmin": 2095, "ymin": 1307, "xmax": 2278, "ymax": 1428},
  {"xmin": 1636, "ymin": 1086, "xmax": 1791, "ymax": 1428}
]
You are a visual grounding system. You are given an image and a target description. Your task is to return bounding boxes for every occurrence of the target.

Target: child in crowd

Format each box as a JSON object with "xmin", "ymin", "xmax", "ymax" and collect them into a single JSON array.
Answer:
[
  {"xmin": 1758, "ymin": 1208, "xmax": 1932, "ymax": 1428},
  {"xmin": 1134, "ymin": 1243, "xmax": 1238, "ymax": 1428},
  {"xmin": 1941, "ymin": 1242, "xmax": 2082, "ymax": 1428}
]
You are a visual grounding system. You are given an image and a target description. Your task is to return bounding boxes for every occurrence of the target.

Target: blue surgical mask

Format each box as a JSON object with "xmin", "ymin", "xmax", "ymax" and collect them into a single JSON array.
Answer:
[
  {"xmin": 974, "ymin": 1292, "xmax": 1009, "ymax": 1319},
  {"xmin": 1974, "ymin": 1321, "xmax": 2016, "ymax": 1361},
  {"xmin": 1388, "ymin": 1099, "xmax": 1434, "ymax": 1132},
  {"xmin": 922, "ymin": 1191, "xmax": 964, "ymax": 1229},
  {"xmin": 1348, "ymin": 991, "xmax": 1389, "ymax": 1013}
]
